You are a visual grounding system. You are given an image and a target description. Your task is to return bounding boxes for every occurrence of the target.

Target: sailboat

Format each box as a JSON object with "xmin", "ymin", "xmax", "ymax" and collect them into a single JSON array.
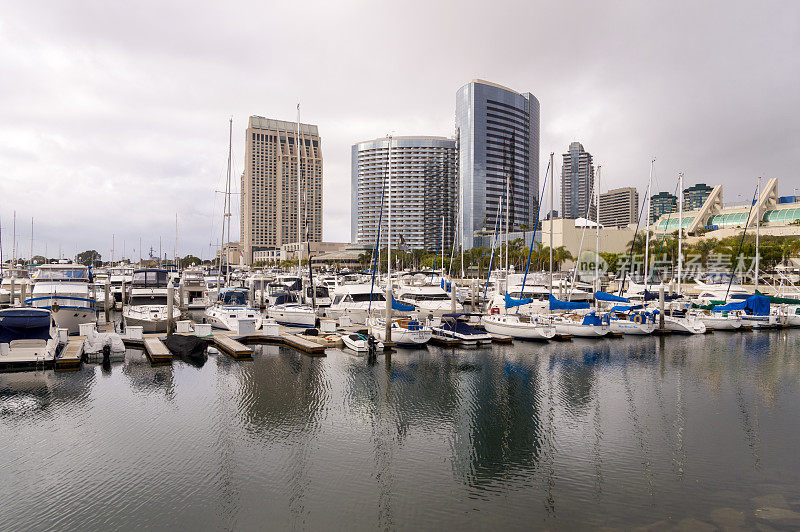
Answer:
[
  {"xmin": 366, "ymin": 135, "xmax": 432, "ymax": 347},
  {"xmin": 204, "ymin": 119, "xmax": 263, "ymax": 333}
]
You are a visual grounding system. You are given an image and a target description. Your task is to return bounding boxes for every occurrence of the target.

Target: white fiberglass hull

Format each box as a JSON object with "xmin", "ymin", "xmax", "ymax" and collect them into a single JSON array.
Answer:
[
  {"xmin": 553, "ymin": 321, "xmax": 610, "ymax": 337},
  {"xmin": 664, "ymin": 316, "xmax": 707, "ymax": 334},
  {"xmin": 481, "ymin": 315, "xmax": 555, "ymax": 340},
  {"xmin": 368, "ymin": 318, "xmax": 432, "ymax": 347},
  {"xmin": 430, "ymin": 327, "xmax": 493, "ymax": 346},
  {"xmin": 123, "ymin": 306, "xmax": 182, "ymax": 334},
  {"xmin": 609, "ymin": 320, "xmax": 656, "ymax": 335},
  {"xmin": 342, "ymin": 333, "xmax": 369, "ymax": 352},
  {"xmin": 700, "ymin": 315, "xmax": 742, "ymax": 330},
  {"xmin": 204, "ymin": 306, "xmax": 263, "ymax": 332},
  {"xmin": 742, "ymin": 315, "xmax": 778, "ymax": 329},
  {"xmin": 267, "ymin": 305, "xmax": 317, "ymax": 328}
]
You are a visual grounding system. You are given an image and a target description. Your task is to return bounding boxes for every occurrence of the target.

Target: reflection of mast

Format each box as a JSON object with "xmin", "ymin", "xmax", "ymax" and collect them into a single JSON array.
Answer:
[{"xmin": 622, "ymin": 359, "xmax": 655, "ymax": 496}]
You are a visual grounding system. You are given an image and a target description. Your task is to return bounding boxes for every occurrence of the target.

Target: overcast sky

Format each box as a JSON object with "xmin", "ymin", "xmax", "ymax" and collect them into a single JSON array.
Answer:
[{"xmin": 0, "ymin": 0, "xmax": 797, "ymax": 261}]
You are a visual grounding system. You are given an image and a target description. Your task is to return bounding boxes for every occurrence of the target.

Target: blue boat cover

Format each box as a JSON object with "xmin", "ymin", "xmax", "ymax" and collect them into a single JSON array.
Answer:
[
  {"xmin": 595, "ymin": 291, "xmax": 629, "ymax": 303},
  {"xmin": 505, "ymin": 292, "xmax": 532, "ymax": 308},
  {"xmin": 549, "ymin": 294, "xmax": 590, "ymax": 310},
  {"xmin": 392, "ymin": 296, "xmax": 415, "ymax": 312},
  {"xmin": 644, "ymin": 290, "xmax": 682, "ymax": 301},
  {"xmin": 440, "ymin": 279, "xmax": 452, "ymax": 292},
  {"xmin": 442, "ymin": 320, "xmax": 483, "ymax": 336},
  {"xmin": 610, "ymin": 304, "xmax": 644, "ymax": 312},
  {"xmin": 0, "ymin": 308, "xmax": 52, "ymax": 344},
  {"xmin": 581, "ymin": 312, "xmax": 601, "ymax": 326},
  {"xmin": 714, "ymin": 294, "xmax": 769, "ymax": 316}
]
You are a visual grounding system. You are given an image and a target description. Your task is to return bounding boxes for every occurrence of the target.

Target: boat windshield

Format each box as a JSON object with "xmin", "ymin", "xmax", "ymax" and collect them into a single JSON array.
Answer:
[
  {"xmin": 130, "ymin": 295, "xmax": 168, "ymax": 306},
  {"xmin": 184, "ymin": 272, "xmax": 204, "ymax": 281},
  {"xmin": 36, "ymin": 268, "xmax": 89, "ymax": 281},
  {"xmin": 219, "ymin": 290, "xmax": 248, "ymax": 305},
  {"xmin": 2, "ymin": 269, "xmax": 30, "ymax": 279},
  {"xmin": 132, "ymin": 270, "xmax": 169, "ymax": 287}
]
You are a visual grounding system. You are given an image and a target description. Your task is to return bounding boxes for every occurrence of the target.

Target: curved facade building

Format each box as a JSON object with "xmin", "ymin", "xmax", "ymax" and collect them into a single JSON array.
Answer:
[
  {"xmin": 456, "ymin": 79, "xmax": 540, "ymax": 249},
  {"xmin": 351, "ymin": 136, "xmax": 457, "ymax": 252}
]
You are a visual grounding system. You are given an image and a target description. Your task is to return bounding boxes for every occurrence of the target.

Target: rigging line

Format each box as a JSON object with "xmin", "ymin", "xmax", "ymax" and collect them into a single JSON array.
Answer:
[
  {"xmin": 617, "ymin": 177, "xmax": 655, "ymax": 296},
  {"xmin": 517, "ymin": 160, "xmax": 551, "ymax": 313},
  {"xmin": 648, "ymin": 178, "xmax": 683, "ymax": 288},
  {"xmin": 725, "ymin": 182, "xmax": 759, "ymax": 300}
]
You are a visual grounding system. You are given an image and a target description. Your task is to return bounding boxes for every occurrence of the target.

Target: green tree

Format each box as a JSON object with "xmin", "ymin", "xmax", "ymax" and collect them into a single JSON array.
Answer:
[{"xmin": 76, "ymin": 250, "xmax": 101, "ymax": 266}]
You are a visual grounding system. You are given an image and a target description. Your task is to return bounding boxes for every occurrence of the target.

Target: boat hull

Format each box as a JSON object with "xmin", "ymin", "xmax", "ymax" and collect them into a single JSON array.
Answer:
[
  {"xmin": 481, "ymin": 315, "xmax": 555, "ymax": 340},
  {"xmin": 609, "ymin": 320, "xmax": 656, "ymax": 335}
]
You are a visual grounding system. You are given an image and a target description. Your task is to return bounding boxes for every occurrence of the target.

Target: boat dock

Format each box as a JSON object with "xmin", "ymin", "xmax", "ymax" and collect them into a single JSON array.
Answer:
[
  {"xmin": 213, "ymin": 335, "xmax": 253, "ymax": 360},
  {"xmin": 143, "ymin": 337, "xmax": 172, "ymax": 365},
  {"xmin": 55, "ymin": 338, "xmax": 84, "ymax": 371}
]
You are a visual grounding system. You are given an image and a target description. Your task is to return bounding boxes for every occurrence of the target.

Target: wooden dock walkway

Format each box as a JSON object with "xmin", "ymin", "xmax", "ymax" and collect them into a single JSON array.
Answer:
[
  {"xmin": 55, "ymin": 338, "xmax": 84, "ymax": 371},
  {"xmin": 214, "ymin": 335, "xmax": 253, "ymax": 360},
  {"xmin": 489, "ymin": 333, "xmax": 513, "ymax": 344},
  {"xmin": 143, "ymin": 337, "xmax": 172, "ymax": 365}
]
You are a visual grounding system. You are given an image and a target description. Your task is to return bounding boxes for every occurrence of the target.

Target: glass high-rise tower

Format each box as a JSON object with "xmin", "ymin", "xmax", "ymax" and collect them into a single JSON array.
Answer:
[
  {"xmin": 456, "ymin": 80, "xmax": 540, "ymax": 249},
  {"xmin": 561, "ymin": 141, "xmax": 595, "ymax": 220}
]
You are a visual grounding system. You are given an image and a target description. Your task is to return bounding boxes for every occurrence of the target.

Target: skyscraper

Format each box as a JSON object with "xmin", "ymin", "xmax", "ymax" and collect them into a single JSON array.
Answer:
[
  {"xmin": 351, "ymin": 136, "xmax": 457, "ymax": 252},
  {"xmin": 561, "ymin": 142, "xmax": 595, "ymax": 220},
  {"xmin": 683, "ymin": 183, "xmax": 714, "ymax": 211},
  {"xmin": 241, "ymin": 116, "xmax": 322, "ymax": 264},
  {"xmin": 600, "ymin": 187, "xmax": 639, "ymax": 227},
  {"xmin": 456, "ymin": 79, "xmax": 540, "ymax": 249},
  {"xmin": 650, "ymin": 191, "xmax": 677, "ymax": 224}
]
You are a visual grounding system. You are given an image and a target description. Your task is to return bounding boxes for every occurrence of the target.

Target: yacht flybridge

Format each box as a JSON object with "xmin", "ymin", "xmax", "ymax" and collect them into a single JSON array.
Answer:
[{"xmin": 204, "ymin": 288, "xmax": 263, "ymax": 333}]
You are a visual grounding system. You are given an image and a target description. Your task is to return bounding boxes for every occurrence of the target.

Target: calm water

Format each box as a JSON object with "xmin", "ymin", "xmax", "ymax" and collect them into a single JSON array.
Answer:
[{"xmin": 2, "ymin": 330, "xmax": 800, "ymax": 530}]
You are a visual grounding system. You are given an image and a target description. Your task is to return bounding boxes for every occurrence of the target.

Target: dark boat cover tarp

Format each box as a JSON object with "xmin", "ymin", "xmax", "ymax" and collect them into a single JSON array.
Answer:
[
  {"xmin": 714, "ymin": 294, "xmax": 770, "ymax": 316},
  {"xmin": 0, "ymin": 308, "xmax": 51, "ymax": 344},
  {"xmin": 643, "ymin": 290, "xmax": 682, "ymax": 302},
  {"xmin": 549, "ymin": 294, "xmax": 590, "ymax": 311},
  {"xmin": 164, "ymin": 334, "xmax": 207, "ymax": 365}
]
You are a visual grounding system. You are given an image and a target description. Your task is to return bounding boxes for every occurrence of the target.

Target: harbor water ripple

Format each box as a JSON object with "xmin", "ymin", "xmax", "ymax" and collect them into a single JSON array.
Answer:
[{"xmin": 2, "ymin": 330, "xmax": 800, "ymax": 529}]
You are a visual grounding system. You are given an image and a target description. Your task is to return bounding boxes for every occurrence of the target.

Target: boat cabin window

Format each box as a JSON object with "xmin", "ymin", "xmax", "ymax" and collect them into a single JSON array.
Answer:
[
  {"xmin": 132, "ymin": 270, "xmax": 168, "ymax": 287},
  {"xmin": 332, "ymin": 295, "xmax": 343, "ymax": 305},
  {"xmin": 130, "ymin": 295, "xmax": 168, "ymax": 306},
  {"xmin": 351, "ymin": 293, "xmax": 385, "ymax": 302},
  {"xmin": 306, "ymin": 286, "xmax": 329, "ymax": 297},
  {"xmin": 36, "ymin": 268, "xmax": 89, "ymax": 281},
  {"xmin": 219, "ymin": 290, "xmax": 248, "ymax": 305}
]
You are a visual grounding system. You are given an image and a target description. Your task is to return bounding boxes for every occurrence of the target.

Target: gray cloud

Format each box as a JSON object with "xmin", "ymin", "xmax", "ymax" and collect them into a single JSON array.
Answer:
[{"xmin": 0, "ymin": 0, "xmax": 797, "ymax": 260}]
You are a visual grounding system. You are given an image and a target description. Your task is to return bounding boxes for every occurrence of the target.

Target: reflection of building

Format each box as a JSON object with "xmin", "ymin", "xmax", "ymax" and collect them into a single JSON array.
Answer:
[
  {"xmin": 650, "ymin": 191, "xmax": 677, "ymax": 223},
  {"xmin": 351, "ymin": 136, "xmax": 457, "ymax": 252},
  {"xmin": 653, "ymin": 178, "xmax": 800, "ymax": 238},
  {"xmin": 456, "ymin": 79, "xmax": 540, "ymax": 248},
  {"xmin": 600, "ymin": 187, "xmax": 639, "ymax": 227},
  {"xmin": 683, "ymin": 183, "xmax": 713, "ymax": 211},
  {"xmin": 561, "ymin": 142, "xmax": 595, "ymax": 220},
  {"xmin": 241, "ymin": 116, "xmax": 323, "ymax": 265}
]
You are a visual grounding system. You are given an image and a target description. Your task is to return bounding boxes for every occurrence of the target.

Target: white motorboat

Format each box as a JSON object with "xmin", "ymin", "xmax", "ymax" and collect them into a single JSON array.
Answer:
[
  {"xmin": 108, "ymin": 265, "xmax": 134, "ymax": 305},
  {"xmin": 305, "ymin": 284, "xmax": 332, "ymax": 307},
  {"xmin": 368, "ymin": 316, "xmax": 432, "ymax": 347},
  {"xmin": 0, "ymin": 268, "xmax": 33, "ymax": 305},
  {"xmin": 692, "ymin": 276, "xmax": 751, "ymax": 306},
  {"xmin": 481, "ymin": 314, "xmax": 556, "ymax": 340},
  {"xmin": 268, "ymin": 299, "xmax": 317, "ymax": 328},
  {"xmin": 551, "ymin": 312, "xmax": 610, "ymax": 338},
  {"xmin": 123, "ymin": 269, "xmax": 182, "ymax": 333},
  {"xmin": 326, "ymin": 284, "xmax": 388, "ymax": 323},
  {"xmin": 396, "ymin": 285, "xmax": 463, "ymax": 317},
  {"xmin": 28, "ymin": 263, "xmax": 96, "ymax": 334},
  {"xmin": 0, "ymin": 307, "xmax": 60, "ymax": 371},
  {"xmin": 204, "ymin": 288, "xmax": 263, "ymax": 333},
  {"xmin": 181, "ymin": 268, "xmax": 209, "ymax": 309},
  {"xmin": 430, "ymin": 314, "xmax": 493, "ymax": 346},
  {"xmin": 342, "ymin": 332, "xmax": 370, "ymax": 352}
]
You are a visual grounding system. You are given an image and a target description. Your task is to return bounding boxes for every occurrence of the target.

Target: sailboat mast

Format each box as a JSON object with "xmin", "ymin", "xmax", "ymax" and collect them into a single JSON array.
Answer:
[
  {"xmin": 387, "ymin": 136, "xmax": 392, "ymax": 284},
  {"xmin": 644, "ymin": 159, "xmax": 653, "ymax": 286},
  {"xmin": 549, "ymin": 152, "xmax": 554, "ymax": 294},
  {"xmin": 755, "ymin": 176, "xmax": 761, "ymax": 290},
  {"xmin": 12, "ymin": 210, "xmax": 16, "ymax": 266},
  {"xmin": 225, "ymin": 118, "xmax": 232, "ymax": 285},
  {"xmin": 505, "ymin": 170, "xmax": 510, "ymax": 281},
  {"xmin": 30, "ymin": 217, "xmax": 34, "ymax": 264},
  {"xmin": 677, "ymin": 172, "xmax": 684, "ymax": 294},
  {"xmin": 595, "ymin": 166, "xmax": 601, "ymax": 293}
]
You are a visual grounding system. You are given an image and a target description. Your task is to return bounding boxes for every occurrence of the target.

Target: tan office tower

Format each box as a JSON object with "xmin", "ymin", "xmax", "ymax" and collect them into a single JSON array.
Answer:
[
  {"xmin": 599, "ymin": 186, "xmax": 639, "ymax": 227},
  {"xmin": 241, "ymin": 116, "xmax": 323, "ymax": 264}
]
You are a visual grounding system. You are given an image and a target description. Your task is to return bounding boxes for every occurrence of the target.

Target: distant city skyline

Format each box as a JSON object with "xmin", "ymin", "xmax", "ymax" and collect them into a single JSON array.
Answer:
[{"xmin": 0, "ymin": 2, "xmax": 796, "ymax": 258}]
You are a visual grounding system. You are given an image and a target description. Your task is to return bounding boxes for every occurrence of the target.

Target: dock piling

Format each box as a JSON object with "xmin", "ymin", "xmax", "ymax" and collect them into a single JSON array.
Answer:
[{"xmin": 167, "ymin": 279, "xmax": 174, "ymax": 336}]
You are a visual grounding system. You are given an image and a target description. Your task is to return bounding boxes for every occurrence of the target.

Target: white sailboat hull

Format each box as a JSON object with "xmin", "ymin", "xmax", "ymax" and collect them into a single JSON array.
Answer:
[
  {"xmin": 553, "ymin": 322, "xmax": 610, "ymax": 337},
  {"xmin": 663, "ymin": 315, "xmax": 707, "ymax": 334},
  {"xmin": 481, "ymin": 315, "xmax": 555, "ymax": 340},
  {"xmin": 609, "ymin": 320, "xmax": 656, "ymax": 335}
]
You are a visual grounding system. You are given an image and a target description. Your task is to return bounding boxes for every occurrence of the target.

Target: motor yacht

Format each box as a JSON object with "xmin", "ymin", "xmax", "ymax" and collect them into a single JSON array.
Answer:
[
  {"xmin": 0, "ymin": 267, "xmax": 33, "ymax": 305},
  {"xmin": 430, "ymin": 314, "xmax": 492, "ymax": 346},
  {"xmin": 28, "ymin": 263, "xmax": 96, "ymax": 334},
  {"xmin": 267, "ymin": 293, "xmax": 316, "ymax": 328},
  {"xmin": 396, "ymin": 285, "xmax": 462, "ymax": 317},
  {"xmin": 326, "ymin": 284, "xmax": 387, "ymax": 323},
  {"xmin": 0, "ymin": 307, "xmax": 61, "ymax": 371},
  {"xmin": 204, "ymin": 288, "xmax": 263, "ymax": 333},
  {"xmin": 123, "ymin": 269, "xmax": 182, "ymax": 333}
]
